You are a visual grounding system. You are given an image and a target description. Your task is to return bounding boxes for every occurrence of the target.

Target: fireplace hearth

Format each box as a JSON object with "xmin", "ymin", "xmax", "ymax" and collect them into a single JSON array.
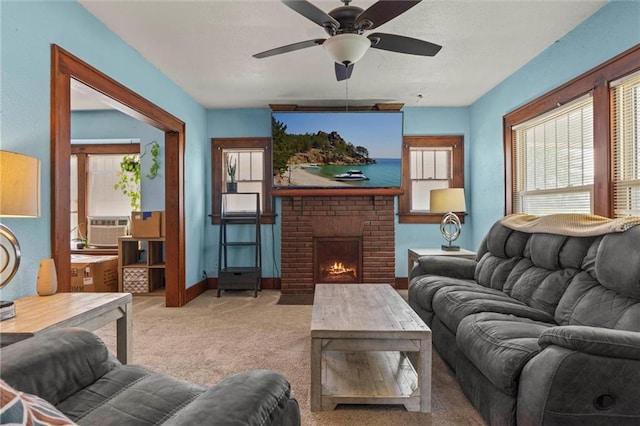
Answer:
[{"xmin": 314, "ymin": 237, "xmax": 362, "ymax": 284}]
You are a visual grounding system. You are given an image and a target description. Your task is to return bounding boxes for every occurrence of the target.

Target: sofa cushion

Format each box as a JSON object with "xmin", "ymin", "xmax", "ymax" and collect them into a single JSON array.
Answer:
[
  {"xmin": 555, "ymin": 271, "xmax": 640, "ymax": 331},
  {"xmin": 484, "ymin": 222, "xmax": 530, "ymax": 259},
  {"xmin": 503, "ymin": 259, "xmax": 578, "ymax": 316},
  {"xmin": 57, "ymin": 366, "xmax": 206, "ymax": 425},
  {"xmin": 594, "ymin": 225, "xmax": 640, "ymax": 298},
  {"xmin": 164, "ymin": 370, "xmax": 300, "ymax": 426},
  {"xmin": 456, "ymin": 312, "xmax": 552, "ymax": 396},
  {"xmin": 474, "ymin": 255, "xmax": 523, "ymax": 291},
  {"xmin": 0, "ymin": 327, "xmax": 118, "ymax": 406},
  {"xmin": 473, "ymin": 222, "xmax": 529, "ymax": 291},
  {"xmin": 409, "ymin": 276, "xmax": 478, "ymax": 317},
  {"xmin": 432, "ymin": 286, "xmax": 555, "ymax": 333}
]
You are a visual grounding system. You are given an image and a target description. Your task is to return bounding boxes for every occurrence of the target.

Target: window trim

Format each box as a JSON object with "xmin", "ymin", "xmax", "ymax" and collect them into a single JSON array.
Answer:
[
  {"xmin": 211, "ymin": 137, "xmax": 274, "ymax": 224},
  {"xmin": 71, "ymin": 143, "xmax": 140, "ymax": 240},
  {"xmin": 399, "ymin": 135, "xmax": 465, "ymax": 224},
  {"xmin": 504, "ymin": 44, "xmax": 640, "ymax": 216}
]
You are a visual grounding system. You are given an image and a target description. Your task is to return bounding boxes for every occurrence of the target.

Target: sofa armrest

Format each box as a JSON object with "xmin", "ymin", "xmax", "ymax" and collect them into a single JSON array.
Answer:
[
  {"xmin": 409, "ymin": 256, "xmax": 476, "ymax": 281},
  {"xmin": 539, "ymin": 326, "xmax": 640, "ymax": 360},
  {"xmin": 518, "ymin": 328, "xmax": 640, "ymax": 424},
  {"xmin": 0, "ymin": 328, "xmax": 119, "ymax": 405},
  {"xmin": 164, "ymin": 369, "xmax": 300, "ymax": 426}
]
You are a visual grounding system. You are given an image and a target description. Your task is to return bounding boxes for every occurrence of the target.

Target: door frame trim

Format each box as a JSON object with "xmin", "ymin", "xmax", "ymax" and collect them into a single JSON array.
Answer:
[{"xmin": 51, "ymin": 44, "xmax": 186, "ymax": 306}]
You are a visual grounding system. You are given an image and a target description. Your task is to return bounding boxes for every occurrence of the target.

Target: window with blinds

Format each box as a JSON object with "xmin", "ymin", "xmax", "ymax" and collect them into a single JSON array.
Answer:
[
  {"xmin": 513, "ymin": 96, "xmax": 594, "ymax": 214},
  {"xmin": 409, "ymin": 147, "xmax": 451, "ymax": 212},
  {"xmin": 612, "ymin": 72, "xmax": 640, "ymax": 217}
]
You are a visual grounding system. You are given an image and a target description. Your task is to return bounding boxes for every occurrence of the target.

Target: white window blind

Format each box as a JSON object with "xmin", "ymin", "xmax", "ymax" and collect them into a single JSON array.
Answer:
[
  {"xmin": 88, "ymin": 154, "xmax": 132, "ymax": 217},
  {"xmin": 612, "ymin": 72, "xmax": 640, "ymax": 217},
  {"xmin": 513, "ymin": 96, "xmax": 594, "ymax": 214},
  {"xmin": 223, "ymin": 149, "xmax": 264, "ymax": 212},
  {"xmin": 409, "ymin": 147, "xmax": 451, "ymax": 212}
]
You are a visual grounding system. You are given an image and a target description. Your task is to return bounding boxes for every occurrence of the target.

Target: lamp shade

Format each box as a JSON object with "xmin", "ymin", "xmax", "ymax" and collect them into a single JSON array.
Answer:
[
  {"xmin": 430, "ymin": 188, "xmax": 466, "ymax": 213},
  {"xmin": 0, "ymin": 150, "xmax": 41, "ymax": 217},
  {"xmin": 323, "ymin": 33, "xmax": 370, "ymax": 65}
]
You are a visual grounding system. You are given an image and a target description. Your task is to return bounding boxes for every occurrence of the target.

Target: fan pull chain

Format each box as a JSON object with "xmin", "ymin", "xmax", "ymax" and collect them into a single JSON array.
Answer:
[{"xmin": 345, "ymin": 77, "xmax": 349, "ymax": 112}]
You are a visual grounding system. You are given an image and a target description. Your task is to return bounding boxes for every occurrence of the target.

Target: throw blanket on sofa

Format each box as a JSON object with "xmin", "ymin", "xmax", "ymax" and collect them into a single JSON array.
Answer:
[{"xmin": 500, "ymin": 213, "xmax": 640, "ymax": 237}]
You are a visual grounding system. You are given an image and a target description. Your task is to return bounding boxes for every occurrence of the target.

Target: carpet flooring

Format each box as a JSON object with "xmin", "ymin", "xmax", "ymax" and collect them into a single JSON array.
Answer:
[{"xmin": 96, "ymin": 290, "xmax": 485, "ymax": 426}]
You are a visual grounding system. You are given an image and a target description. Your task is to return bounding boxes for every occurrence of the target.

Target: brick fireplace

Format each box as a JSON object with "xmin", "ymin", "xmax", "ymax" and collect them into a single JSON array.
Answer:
[{"xmin": 280, "ymin": 195, "xmax": 395, "ymax": 294}]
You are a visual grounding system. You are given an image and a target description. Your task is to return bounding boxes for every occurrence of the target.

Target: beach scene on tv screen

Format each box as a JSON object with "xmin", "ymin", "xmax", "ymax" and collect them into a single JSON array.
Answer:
[{"xmin": 272, "ymin": 112, "xmax": 403, "ymax": 188}]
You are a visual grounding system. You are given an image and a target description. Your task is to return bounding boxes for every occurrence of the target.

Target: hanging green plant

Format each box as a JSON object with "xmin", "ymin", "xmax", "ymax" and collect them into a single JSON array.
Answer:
[
  {"xmin": 114, "ymin": 141, "xmax": 160, "ymax": 211},
  {"xmin": 147, "ymin": 141, "xmax": 160, "ymax": 179}
]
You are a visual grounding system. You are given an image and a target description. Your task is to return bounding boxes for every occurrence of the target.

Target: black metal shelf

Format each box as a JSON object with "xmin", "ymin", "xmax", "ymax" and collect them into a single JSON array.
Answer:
[{"xmin": 217, "ymin": 192, "xmax": 261, "ymax": 297}]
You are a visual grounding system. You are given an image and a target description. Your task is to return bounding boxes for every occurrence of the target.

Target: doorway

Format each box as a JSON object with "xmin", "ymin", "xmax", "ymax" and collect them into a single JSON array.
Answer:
[{"xmin": 51, "ymin": 45, "xmax": 187, "ymax": 306}]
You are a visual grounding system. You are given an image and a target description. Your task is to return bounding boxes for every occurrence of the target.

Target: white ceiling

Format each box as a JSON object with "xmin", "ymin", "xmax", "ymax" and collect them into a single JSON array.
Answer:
[{"xmin": 75, "ymin": 0, "xmax": 606, "ymax": 110}]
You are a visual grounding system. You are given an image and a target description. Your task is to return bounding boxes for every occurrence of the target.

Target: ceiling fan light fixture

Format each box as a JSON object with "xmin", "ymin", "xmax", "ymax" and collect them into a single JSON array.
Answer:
[{"xmin": 323, "ymin": 33, "xmax": 370, "ymax": 65}]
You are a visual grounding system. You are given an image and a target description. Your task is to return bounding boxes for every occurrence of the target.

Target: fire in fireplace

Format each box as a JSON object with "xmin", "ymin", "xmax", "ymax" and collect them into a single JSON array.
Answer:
[{"xmin": 314, "ymin": 237, "xmax": 362, "ymax": 284}]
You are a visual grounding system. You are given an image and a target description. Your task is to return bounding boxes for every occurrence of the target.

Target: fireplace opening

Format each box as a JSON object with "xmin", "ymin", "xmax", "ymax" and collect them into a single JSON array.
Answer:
[{"xmin": 314, "ymin": 237, "xmax": 362, "ymax": 284}]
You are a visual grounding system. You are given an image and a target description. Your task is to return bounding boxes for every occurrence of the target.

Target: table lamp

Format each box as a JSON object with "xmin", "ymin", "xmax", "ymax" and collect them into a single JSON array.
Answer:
[
  {"xmin": 0, "ymin": 150, "xmax": 41, "ymax": 320},
  {"xmin": 430, "ymin": 188, "xmax": 466, "ymax": 251}
]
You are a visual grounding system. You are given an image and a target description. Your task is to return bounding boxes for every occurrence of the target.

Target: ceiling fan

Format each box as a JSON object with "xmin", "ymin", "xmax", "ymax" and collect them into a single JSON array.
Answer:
[{"xmin": 253, "ymin": 0, "xmax": 442, "ymax": 81}]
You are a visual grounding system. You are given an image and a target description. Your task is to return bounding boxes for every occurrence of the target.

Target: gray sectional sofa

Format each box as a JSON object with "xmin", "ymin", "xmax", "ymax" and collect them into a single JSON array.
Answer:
[
  {"xmin": 0, "ymin": 327, "xmax": 301, "ymax": 426},
  {"xmin": 409, "ymin": 216, "xmax": 640, "ymax": 426}
]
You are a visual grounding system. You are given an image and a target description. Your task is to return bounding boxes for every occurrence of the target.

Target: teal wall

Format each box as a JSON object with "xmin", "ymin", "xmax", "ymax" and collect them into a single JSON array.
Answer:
[
  {"xmin": 467, "ymin": 0, "xmax": 640, "ymax": 245},
  {"xmin": 0, "ymin": 0, "xmax": 207, "ymax": 300},
  {"xmin": 71, "ymin": 110, "xmax": 166, "ymax": 210},
  {"xmin": 1, "ymin": 1, "xmax": 638, "ymax": 301}
]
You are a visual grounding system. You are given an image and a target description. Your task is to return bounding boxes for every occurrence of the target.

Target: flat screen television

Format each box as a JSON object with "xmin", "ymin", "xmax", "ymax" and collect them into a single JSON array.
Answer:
[{"xmin": 271, "ymin": 111, "xmax": 403, "ymax": 189}]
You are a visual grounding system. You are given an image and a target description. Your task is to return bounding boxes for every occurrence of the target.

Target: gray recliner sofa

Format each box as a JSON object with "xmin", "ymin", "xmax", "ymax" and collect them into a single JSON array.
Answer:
[
  {"xmin": 409, "ymin": 215, "xmax": 640, "ymax": 426},
  {"xmin": 0, "ymin": 327, "xmax": 301, "ymax": 426}
]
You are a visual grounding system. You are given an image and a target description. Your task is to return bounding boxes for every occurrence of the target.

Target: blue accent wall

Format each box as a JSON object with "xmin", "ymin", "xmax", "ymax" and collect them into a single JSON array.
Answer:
[
  {"xmin": 1, "ymin": 1, "xmax": 638, "ymax": 301},
  {"xmin": 467, "ymin": 1, "xmax": 640, "ymax": 245},
  {"xmin": 0, "ymin": 0, "xmax": 207, "ymax": 300},
  {"xmin": 71, "ymin": 110, "xmax": 166, "ymax": 210}
]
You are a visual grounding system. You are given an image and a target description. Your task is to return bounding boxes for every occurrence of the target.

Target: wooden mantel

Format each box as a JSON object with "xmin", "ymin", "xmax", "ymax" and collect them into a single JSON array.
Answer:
[{"xmin": 272, "ymin": 187, "xmax": 404, "ymax": 197}]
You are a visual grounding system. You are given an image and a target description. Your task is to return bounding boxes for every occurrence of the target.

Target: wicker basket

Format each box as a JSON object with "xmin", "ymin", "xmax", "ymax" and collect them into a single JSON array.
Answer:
[{"xmin": 123, "ymin": 267, "xmax": 149, "ymax": 293}]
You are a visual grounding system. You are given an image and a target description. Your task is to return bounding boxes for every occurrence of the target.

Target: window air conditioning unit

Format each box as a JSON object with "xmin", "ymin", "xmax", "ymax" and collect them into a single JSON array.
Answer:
[{"xmin": 87, "ymin": 216, "xmax": 130, "ymax": 248}]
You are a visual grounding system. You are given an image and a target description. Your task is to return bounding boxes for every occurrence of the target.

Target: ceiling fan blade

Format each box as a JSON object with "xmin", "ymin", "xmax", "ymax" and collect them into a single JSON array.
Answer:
[
  {"xmin": 282, "ymin": 0, "xmax": 340, "ymax": 29},
  {"xmin": 253, "ymin": 39, "xmax": 326, "ymax": 59},
  {"xmin": 356, "ymin": 0, "xmax": 421, "ymax": 30},
  {"xmin": 335, "ymin": 62, "xmax": 354, "ymax": 81},
  {"xmin": 368, "ymin": 32, "xmax": 441, "ymax": 56}
]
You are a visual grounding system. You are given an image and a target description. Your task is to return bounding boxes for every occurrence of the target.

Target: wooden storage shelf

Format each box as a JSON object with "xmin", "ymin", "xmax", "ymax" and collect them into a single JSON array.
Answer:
[{"xmin": 118, "ymin": 236, "xmax": 165, "ymax": 293}]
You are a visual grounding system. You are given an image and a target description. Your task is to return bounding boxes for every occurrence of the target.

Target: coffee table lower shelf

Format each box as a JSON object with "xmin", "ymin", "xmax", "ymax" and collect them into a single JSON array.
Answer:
[{"xmin": 319, "ymin": 350, "xmax": 421, "ymax": 411}]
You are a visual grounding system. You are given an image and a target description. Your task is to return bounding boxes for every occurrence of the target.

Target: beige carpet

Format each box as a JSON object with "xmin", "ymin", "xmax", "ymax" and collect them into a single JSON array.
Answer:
[{"xmin": 95, "ymin": 290, "xmax": 485, "ymax": 426}]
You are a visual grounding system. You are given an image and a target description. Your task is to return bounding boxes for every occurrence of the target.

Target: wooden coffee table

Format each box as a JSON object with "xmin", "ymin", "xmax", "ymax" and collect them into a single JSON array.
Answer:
[
  {"xmin": 0, "ymin": 292, "xmax": 132, "ymax": 364},
  {"xmin": 310, "ymin": 284, "xmax": 432, "ymax": 412}
]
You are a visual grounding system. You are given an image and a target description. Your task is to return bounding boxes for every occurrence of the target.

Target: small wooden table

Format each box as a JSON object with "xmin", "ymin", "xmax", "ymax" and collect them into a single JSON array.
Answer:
[
  {"xmin": 311, "ymin": 284, "xmax": 432, "ymax": 412},
  {"xmin": 408, "ymin": 247, "xmax": 477, "ymax": 278},
  {"xmin": 0, "ymin": 293, "xmax": 133, "ymax": 364}
]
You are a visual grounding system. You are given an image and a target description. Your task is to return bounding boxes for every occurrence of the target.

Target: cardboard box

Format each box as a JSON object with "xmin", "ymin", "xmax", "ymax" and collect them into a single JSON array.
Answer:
[
  {"xmin": 161, "ymin": 211, "xmax": 166, "ymax": 237},
  {"xmin": 70, "ymin": 255, "xmax": 118, "ymax": 292},
  {"xmin": 131, "ymin": 211, "xmax": 162, "ymax": 238}
]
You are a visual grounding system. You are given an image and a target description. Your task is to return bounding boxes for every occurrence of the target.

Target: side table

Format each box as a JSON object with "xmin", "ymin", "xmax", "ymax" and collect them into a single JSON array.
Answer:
[
  {"xmin": 0, "ymin": 292, "xmax": 132, "ymax": 364},
  {"xmin": 408, "ymin": 247, "xmax": 477, "ymax": 278}
]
